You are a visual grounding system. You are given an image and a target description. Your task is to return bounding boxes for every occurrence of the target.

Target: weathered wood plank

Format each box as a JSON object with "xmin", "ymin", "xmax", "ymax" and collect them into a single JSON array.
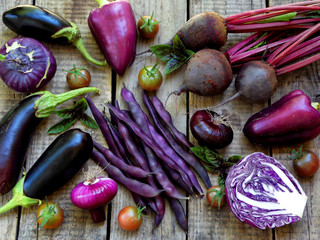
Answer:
[
  {"xmin": 111, "ymin": 0, "xmax": 189, "ymax": 239},
  {"xmin": 268, "ymin": 1, "xmax": 320, "ymax": 240},
  {"xmin": 187, "ymin": 0, "xmax": 272, "ymax": 239}
]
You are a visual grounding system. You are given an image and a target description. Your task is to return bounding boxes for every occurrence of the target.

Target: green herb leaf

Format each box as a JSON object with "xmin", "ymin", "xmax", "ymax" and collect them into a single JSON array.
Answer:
[
  {"xmin": 54, "ymin": 108, "xmax": 74, "ymax": 119},
  {"xmin": 79, "ymin": 114, "xmax": 99, "ymax": 129},
  {"xmin": 227, "ymin": 155, "xmax": 243, "ymax": 163},
  {"xmin": 258, "ymin": 12, "xmax": 297, "ymax": 23},
  {"xmin": 150, "ymin": 44, "xmax": 174, "ymax": 62},
  {"xmin": 47, "ymin": 118, "xmax": 77, "ymax": 134},
  {"xmin": 150, "ymin": 35, "xmax": 194, "ymax": 74},
  {"xmin": 73, "ymin": 98, "xmax": 88, "ymax": 113}
]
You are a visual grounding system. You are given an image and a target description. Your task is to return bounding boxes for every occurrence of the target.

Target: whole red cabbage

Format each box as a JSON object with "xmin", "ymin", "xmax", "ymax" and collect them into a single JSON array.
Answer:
[{"xmin": 225, "ymin": 152, "xmax": 307, "ymax": 229}]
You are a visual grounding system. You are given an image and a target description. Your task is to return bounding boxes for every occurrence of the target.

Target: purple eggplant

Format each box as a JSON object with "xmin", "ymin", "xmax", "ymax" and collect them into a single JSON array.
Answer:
[
  {"xmin": 0, "ymin": 87, "xmax": 99, "ymax": 195},
  {"xmin": 243, "ymin": 90, "xmax": 320, "ymax": 145},
  {"xmin": 88, "ymin": 0, "xmax": 137, "ymax": 75},
  {"xmin": 0, "ymin": 37, "xmax": 56, "ymax": 93},
  {"xmin": 2, "ymin": 5, "xmax": 106, "ymax": 66}
]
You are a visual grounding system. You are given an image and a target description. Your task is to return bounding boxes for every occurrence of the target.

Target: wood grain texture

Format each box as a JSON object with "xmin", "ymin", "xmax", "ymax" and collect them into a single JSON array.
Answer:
[{"xmin": 0, "ymin": 0, "xmax": 319, "ymax": 239}]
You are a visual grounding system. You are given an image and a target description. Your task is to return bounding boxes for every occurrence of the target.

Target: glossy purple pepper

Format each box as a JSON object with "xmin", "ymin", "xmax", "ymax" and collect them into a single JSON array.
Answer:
[
  {"xmin": 88, "ymin": 0, "xmax": 136, "ymax": 75},
  {"xmin": 243, "ymin": 90, "xmax": 320, "ymax": 145}
]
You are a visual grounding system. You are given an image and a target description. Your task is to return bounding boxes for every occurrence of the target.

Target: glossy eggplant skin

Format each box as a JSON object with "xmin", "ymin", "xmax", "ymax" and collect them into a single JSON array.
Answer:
[
  {"xmin": 0, "ymin": 94, "xmax": 42, "ymax": 195},
  {"xmin": 23, "ymin": 128, "xmax": 93, "ymax": 199},
  {"xmin": 243, "ymin": 90, "xmax": 320, "ymax": 145},
  {"xmin": 2, "ymin": 5, "xmax": 71, "ymax": 44}
]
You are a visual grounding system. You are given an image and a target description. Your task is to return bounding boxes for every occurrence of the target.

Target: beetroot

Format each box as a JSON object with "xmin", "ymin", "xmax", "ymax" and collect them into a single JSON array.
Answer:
[{"xmin": 172, "ymin": 49, "xmax": 233, "ymax": 97}]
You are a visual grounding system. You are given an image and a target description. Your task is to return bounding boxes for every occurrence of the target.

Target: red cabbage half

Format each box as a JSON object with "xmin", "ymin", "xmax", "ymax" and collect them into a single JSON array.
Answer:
[{"xmin": 225, "ymin": 152, "xmax": 307, "ymax": 229}]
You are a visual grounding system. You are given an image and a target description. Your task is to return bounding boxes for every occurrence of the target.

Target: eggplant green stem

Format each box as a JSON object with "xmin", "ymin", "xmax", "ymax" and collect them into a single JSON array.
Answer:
[
  {"xmin": 0, "ymin": 54, "xmax": 5, "ymax": 62},
  {"xmin": 32, "ymin": 87, "xmax": 100, "ymax": 118},
  {"xmin": 96, "ymin": 0, "xmax": 111, "ymax": 8},
  {"xmin": 52, "ymin": 22, "xmax": 106, "ymax": 66},
  {"xmin": 0, "ymin": 176, "xmax": 41, "ymax": 214}
]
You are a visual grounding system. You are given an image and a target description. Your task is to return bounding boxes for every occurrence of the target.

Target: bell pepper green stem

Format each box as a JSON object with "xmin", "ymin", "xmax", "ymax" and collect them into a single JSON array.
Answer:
[
  {"xmin": 0, "ymin": 176, "xmax": 41, "ymax": 214},
  {"xmin": 32, "ymin": 87, "xmax": 100, "ymax": 118},
  {"xmin": 96, "ymin": 0, "xmax": 111, "ymax": 8},
  {"xmin": 0, "ymin": 54, "xmax": 5, "ymax": 62},
  {"xmin": 51, "ymin": 22, "xmax": 106, "ymax": 66}
]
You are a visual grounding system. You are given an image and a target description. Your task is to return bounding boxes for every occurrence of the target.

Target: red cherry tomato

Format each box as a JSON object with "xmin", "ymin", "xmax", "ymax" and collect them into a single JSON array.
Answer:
[
  {"xmin": 138, "ymin": 63, "xmax": 163, "ymax": 91},
  {"xmin": 137, "ymin": 12, "xmax": 160, "ymax": 39},
  {"xmin": 36, "ymin": 199, "xmax": 64, "ymax": 229},
  {"xmin": 118, "ymin": 205, "xmax": 145, "ymax": 231},
  {"xmin": 66, "ymin": 65, "xmax": 91, "ymax": 89},
  {"xmin": 292, "ymin": 148, "xmax": 319, "ymax": 177},
  {"xmin": 206, "ymin": 186, "xmax": 226, "ymax": 209}
]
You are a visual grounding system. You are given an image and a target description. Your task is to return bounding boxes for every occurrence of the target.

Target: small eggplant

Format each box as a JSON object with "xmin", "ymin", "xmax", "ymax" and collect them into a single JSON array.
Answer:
[
  {"xmin": 0, "ymin": 37, "xmax": 56, "ymax": 93},
  {"xmin": 243, "ymin": 90, "xmax": 320, "ymax": 145},
  {"xmin": 88, "ymin": 0, "xmax": 137, "ymax": 75},
  {"xmin": 0, "ymin": 128, "xmax": 93, "ymax": 213},
  {"xmin": 2, "ymin": 5, "xmax": 105, "ymax": 66},
  {"xmin": 0, "ymin": 87, "xmax": 99, "ymax": 195}
]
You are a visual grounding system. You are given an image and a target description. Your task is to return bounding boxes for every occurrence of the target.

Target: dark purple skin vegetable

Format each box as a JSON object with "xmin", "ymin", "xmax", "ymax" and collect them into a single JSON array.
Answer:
[
  {"xmin": 0, "ymin": 87, "xmax": 99, "ymax": 195},
  {"xmin": 2, "ymin": 5, "xmax": 105, "ymax": 66},
  {"xmin": 243, "ymin": 90, "xmax": 320, "ymax": 145},
  {"xmin": 171, "ymin": 49, "xmax": 233, "ymax": 97},
  {"xmin": 168, "ymin": 198, "xmax": 188, "ymax": 234},
  {"xmin": 190, "ymin": 110, "xmax": 233, "ymax": 149},
  {"xmin": 142, "ymin": 91, "xmax": 211, "ymax": 189},
  {"xmin": 0, "ymin": 129, "xmax": 93, "ymax": 213},
  {"xmin": 91, "ymin": 150, "xmax": 163, "ymax": 198},
  {"xmin": 121, "ymin": 87, "xmax": 190, "ymax": 200},
  {"xmin": 93, "ymin": 141, "xmax": 152, "ymax": 179},
  {"xmin": 88, "ymin": 0, "xmax": 137, "ymax": 75},
  {"xmin": 0, "ymin": 37, "xmax": 56, "ymax": 93},
  {"xmin": 0, "ymin": 95, "xmax": 41, "ymax": 195},
  {"xmin": 151, "ymin": 95, "xmax": 194, "ymax": 149}
]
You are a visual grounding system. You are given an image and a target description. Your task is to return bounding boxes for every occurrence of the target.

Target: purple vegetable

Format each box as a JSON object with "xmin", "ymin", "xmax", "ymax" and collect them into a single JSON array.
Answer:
[
  {"xmin": 225, "ymin": 152, "xmax": 308, "ymax": 229},
  {"xmin": 88, "ymin": 0, "xmax": 136, "ymax": 75},
  {"xmin": 243, "ymin": 90, "xmax": 320, "ymax": 145},
  {"xmin": 0, "ymin": 37, "xmax": 56, "ymax": 92},
  {"xmin": 70, "ymin": 176, "xmax": 118, "ymax": 223}
]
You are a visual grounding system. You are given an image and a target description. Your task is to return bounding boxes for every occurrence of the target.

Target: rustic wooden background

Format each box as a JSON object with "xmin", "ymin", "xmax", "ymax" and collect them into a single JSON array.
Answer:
[{"xmin": 0, "ymin": 0, "xmax": 319, "ymax": 239}]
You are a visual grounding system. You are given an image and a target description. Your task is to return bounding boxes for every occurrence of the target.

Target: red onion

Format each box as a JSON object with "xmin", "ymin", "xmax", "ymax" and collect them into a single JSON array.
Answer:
[
  {"xmin": 0, "ymin": 37, "xmax": 56, "ymax": 93},
  {"xmin": 70, "ymin": 176, "xmax": 118, "ymax": 223},
  {"xmin": 190, "ymin": 110, "xmax": 233, "ymax": 149}
]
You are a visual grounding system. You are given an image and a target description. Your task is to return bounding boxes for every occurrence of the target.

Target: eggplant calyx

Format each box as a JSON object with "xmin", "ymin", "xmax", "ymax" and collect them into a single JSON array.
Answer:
[
  {"xmin": 51, "ymin": 22, "xmax": 106, "ymax": 66},
  {"xmin": 33, "ymin": 87, "xmax": 100, "ymax": 118},
  {"xmin": 0, "ymin": 176, "xmax": 41, "ymax": 214}
]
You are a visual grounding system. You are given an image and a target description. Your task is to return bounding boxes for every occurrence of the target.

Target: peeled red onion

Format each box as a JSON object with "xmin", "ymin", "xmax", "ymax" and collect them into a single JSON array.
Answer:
[
  {"xmin": 190, "ymin": 110, "xmax": 233, "ymax": 149},
  {"xmin": 70, "ymin": 176, "xmax": 118, "ymax": 223},
  {"xmin": 0, "ymin": 37, "xmax": 56, "ymax": 93}
]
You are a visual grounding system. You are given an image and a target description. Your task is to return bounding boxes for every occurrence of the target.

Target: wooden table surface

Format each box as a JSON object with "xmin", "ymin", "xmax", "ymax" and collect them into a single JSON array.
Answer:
[{"xmin": 0, "ymin": 0, "xmax": 319, "ymax": 239}]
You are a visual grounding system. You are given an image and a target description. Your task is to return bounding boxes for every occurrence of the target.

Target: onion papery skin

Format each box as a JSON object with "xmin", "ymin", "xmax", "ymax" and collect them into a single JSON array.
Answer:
[
  {"xmin": 225, "ymin": 152, "xmax": 307, "ymax": 229},
  {"xmin": 190, "ymin": 110, "xmax": 233, "ymax": 149},
  {"xmin": 0, "ymin": 37, "xmax": 56, "ymax": 93},
  {"xmin": 71, "ymin": 177, "xmax": 118, "ymax": 222}
]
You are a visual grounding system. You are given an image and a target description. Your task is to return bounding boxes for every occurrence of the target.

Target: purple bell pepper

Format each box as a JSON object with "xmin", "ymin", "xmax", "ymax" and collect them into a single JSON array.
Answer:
[
  {"xmin": 243, "ymin": 90, "xmax": 320, "ymax": 145},
  {"xmin": 88, "ymin": 0, "xmax": 137, "ymax": 75}
]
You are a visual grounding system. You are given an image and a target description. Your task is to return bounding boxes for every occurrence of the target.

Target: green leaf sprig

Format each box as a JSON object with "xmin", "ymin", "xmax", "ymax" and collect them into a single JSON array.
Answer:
[
  {"xmin": 47, "ymin": 98, "xmax": 98, "ymax": 134},
  {"xmin": 191, "ymin": 145, "xmax": 242, "ymax": 181},
  {"xmin": 150, "ymin": 35, "xmax": 194, "ymax": 74}
]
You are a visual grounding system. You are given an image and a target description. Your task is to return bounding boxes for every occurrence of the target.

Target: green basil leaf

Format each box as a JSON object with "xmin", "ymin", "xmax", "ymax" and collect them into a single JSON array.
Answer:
[
  {"xmin": 172, "ymin": 34, "xmax": 186, "ymax": 54},
  {"xmin": 79, "ymin": 114, "xmax": 99, "ymax": 129},
  {"xmin": 47, "ymin": 118, "xmax": 77, "ymax": 134},
  {"xmin": 150, "ymin": 44, "xmax": 174, "ymax": 63},
  {"xmin": 227, "ymin": 155, "xmax": 243, "ymax": 163},
  {"xmin": 190, "ymin": 146, "xmax": 206, "ymax": 159},
  {"xmin": 54, "ymin": 109, "xmax": 74, "ymax": 119},
  {"xmin": 73, "ymin": 98, "xmax": 88, "ymax": 113},
  {"xmin": 164, "ymin": 57, "xmax": 186, "ymax": 74}
]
